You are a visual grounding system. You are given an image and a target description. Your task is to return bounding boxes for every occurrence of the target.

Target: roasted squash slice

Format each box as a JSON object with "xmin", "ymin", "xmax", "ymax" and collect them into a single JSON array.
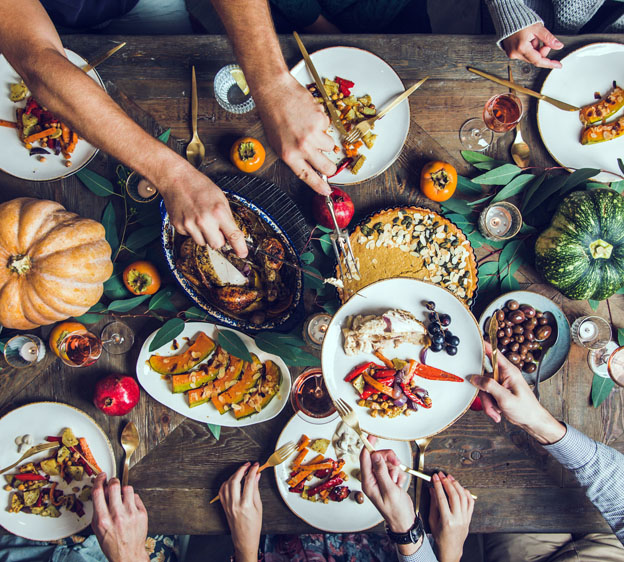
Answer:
[
  {"xmin": 149, "ymin": 332, "xmax": 215, "ymax": 375},
  {"xmin": 187, "ymin": 354, "xmax": 245, "ymax": 408},
  {"xmin": 171, "ymin": 346, "xmax": 229, "ymax": 393},
  {"xmin": 212, "ymin": 354, "xmax": 263, "ymax": 414},
  {"xmin": 233, "ymin": 360, "xmax": 281, "ymax": 419}
]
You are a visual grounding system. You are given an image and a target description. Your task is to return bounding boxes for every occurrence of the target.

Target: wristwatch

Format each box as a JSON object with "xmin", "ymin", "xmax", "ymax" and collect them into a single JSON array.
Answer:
[{"xmin": 385, "ymin": 515, "xmax": 425, "ymax": 545}]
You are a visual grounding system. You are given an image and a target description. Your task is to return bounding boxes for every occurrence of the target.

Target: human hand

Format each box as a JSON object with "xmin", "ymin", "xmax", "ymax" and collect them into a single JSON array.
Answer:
[
  {"xmin": 219, "ymin": 462, "xmax": 262, "ymax": 562},
  {"xmin": 501, "ymin": 23, "xmax": 563, "ymax": 69},
  {"xmin": 468, "ymin": 342, "xmax": 566, "ymax": 444},
  {"xmin": 428, "ymin": 472, "xmax": 474, "ymax": 562},
  {"xmin": 254, "ymin": 73, "xmax": 335, "ymax": 195},
  {"xmin": 91, "ymin": 473, "xmax": 149, "ymax": 562},
  {"xmin": 156, "ymin": 162, "xmax": 248, "ymax": 258}
]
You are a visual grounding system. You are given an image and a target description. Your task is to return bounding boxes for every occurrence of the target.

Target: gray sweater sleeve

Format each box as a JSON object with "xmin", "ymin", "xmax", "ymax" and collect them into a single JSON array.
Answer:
[
  {"xmin": 543, "ymin": 424, "xmax": 624, "ymax": 545},
  {"xmin": 485, "ymin": 0, "xmax": 543, "ymax": 46},
  {"xmin": 397, "ymin": 535, "xmax": 438, "ymax": 562}
]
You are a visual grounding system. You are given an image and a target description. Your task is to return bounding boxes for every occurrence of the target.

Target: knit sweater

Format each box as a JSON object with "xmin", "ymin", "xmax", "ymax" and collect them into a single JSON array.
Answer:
[{"xmin": 486, "ymin": 0, "xmax": 624, "ymax": 44}]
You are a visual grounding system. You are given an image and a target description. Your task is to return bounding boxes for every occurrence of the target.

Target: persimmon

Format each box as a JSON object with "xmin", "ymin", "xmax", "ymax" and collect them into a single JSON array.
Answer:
[
  {"xmin": 230, "ymin": 137, "xmax": 265, "ymax": 173},
  {"xmin": 49, "ymin": 321, "xmax": 86, "ymax": 357},
  {"xmin": 123, "ymin": 261, "xmax": 161, "ymax": 295},
  {"xmin": 420, "ymin": 161, "xmax": 457, "ymax": 202}
]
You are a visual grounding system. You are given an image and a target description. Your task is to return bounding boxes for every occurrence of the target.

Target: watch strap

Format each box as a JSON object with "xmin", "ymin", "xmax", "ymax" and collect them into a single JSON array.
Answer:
[{"xmin": 385, "ymin": 515, "xmax": 424, "ymax": 544}]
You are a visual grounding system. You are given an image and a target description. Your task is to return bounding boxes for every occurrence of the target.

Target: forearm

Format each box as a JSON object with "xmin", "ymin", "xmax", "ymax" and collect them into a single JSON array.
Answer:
[
  {"xmin": 520, "ymin": 407, "xmax": 567, "ymax": 446},
  {"xmin": 485, "ymin": 0, "xmax": 543, "ymax": 44}
]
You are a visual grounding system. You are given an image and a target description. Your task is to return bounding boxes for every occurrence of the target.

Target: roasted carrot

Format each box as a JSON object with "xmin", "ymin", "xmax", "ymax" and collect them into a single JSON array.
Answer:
[
  {"xmin": 330, "ymin": 459, "xmax": 345, "ymax": 478},
  {"xmin": 23, "ymin": 127, "xmax": 57, "ymax": 144},
  {"xmin": 0, "ymin": 119, "xmax": 17, "ymax": 128},
  {"xmin": 78, "ymin": 438, "xmax": 103, "ymax": 473},
  {"xmin": 66, "ymin": 131, "xmax": 78, "ymax": 154},
  {"xmin": 299, "ymin": 462, "xmax": 333, "ymax": 471},
  {"xmin": 287, "ymin": 454, "xmax": 324, "ymax": 488},
  {"xmin": 297, "ymin": 435, "xmax": 310, "ymax": 451},
  {"xmin": 61, "ymin": 123, "xmax": 70, "ymax": 144},
  {"xmin": 302, "ymin": 454, "xmax": 324, "ymax": 467},
  {"xmin": 292, "ymin": 448, "xmax": 308, "ymax": 468},
  {"xmin": 373, "ymin": 350, "xmax": 394, "ymax": 369}
]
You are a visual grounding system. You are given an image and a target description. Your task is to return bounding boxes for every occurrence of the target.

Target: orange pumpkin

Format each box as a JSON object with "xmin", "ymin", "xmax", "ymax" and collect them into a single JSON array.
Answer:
[
  {"xmin": 230, "ymin": 137, "xmax": 265, "ymax": 173},
  {"xmin": 420, "ymin": 161, "xmax": 458, "ymax": 202},
  {"xmin": 0, "ymin": 198, "xmax": 113, "ymax": 329},
  {"xmin": 49, "ymin": 321, "xmax": 86, "ymax": 357},
  {"xmin": 123, "ymin": 261, "xmax": 161, "ymax": 295}
]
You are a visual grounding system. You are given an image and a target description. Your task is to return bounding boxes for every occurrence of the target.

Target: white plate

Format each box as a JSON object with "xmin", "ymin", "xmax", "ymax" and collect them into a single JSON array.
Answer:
[
  {"xmin": 0, "ymin": 402, "xmax": 116, "ymax": 541},
  {"xmin": 291, "ymin": 46, "xmax": 410, "ymax": 185},
  {"xmin": 0, "ymin": 49, "xmax": 102, "ymax": 181},
  {"xmin": 321, "ymin": 278, "xmax": 482, "ymax": 441},
  {"xmin": 537, "ymin": 42, "xmax": 624, "ymax": 183},
  {"xmin": 274, "ymin": 413, "xmax": 412, "ymax": 532},
  {"xmin": 136, "ymin": 322, "xmax": 291, "ymax": 427}
]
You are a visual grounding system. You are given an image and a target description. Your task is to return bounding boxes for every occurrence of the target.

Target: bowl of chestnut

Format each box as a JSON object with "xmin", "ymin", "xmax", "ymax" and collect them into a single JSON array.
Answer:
[{"xmin": 479, "ymin": 291, "xmax": 571, "ymax": 385}]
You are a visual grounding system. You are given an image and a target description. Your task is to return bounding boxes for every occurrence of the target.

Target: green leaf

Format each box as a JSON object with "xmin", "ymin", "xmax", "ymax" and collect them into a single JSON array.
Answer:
[
  {"xmin": 148, "ymin": 288, "xmax": 176, "ymax": 312},
  {"xmin": 125, "ymin": 227, "xmax": 160, "ymax": 252},
  {"xmin": 206, "ymin": 423, "xmax": 221, "ymax": 440},
  {"xmin": 588, "ymin": 299, "xmax": 600, "ymax": 311},
  {"xmin": 523, "ymin": 174, "xmax": 568, "ymax": 215},
  {"xmin": 76, "ymin": 169, "xmax": 117, "ymax": 197},
  {"xmin": 103, "ymin": 271, "xmax": 129, "ymax": 300},
  {"xmin": 472, "ymin": 164, "xmax": 522, "ymax": 185},
  {"xmin": 521, "ymin": 173, "xmax": 546, "ymax": 211},
  {"xmin": 519, "ymin": 223, "xmax": 537, "ymax": 234},
  {"xmin": 461, "ymin": 150, "xmax": 496, "ymax": 164},
  {"xmin": 439, "ymin": 198, "xmax": 473, "ymax": 215},
  {"xmin": 591, "ymin": 374, "xmax": 615, "ymax": 408},
  {"xmin": 469, "ymin": 231, "xmax": 506, "ymax": 249},
  {"xmin": 618, "ymin": 328, "xmax": 624, "ymax": 347},
  {"xmin": 498, "ymin": 240, "xmax": 524, "ymax": 274},
  {"xmin": 300, "ymin": 251, "xmax": 315, "ymax": 265},
  {"xmin": 255, "ymin": 331, "xmax": 307, "ymax": 349},
  {"xmin": 282, "ymin": 349, "xmax": 321, "ymax": 367},
  {"xmin": 0, "ymin": 337, "xmax": 9, "ymax": 354},
  {"xmin": 478, "ymin": 260, "xmax": 500, "ymax": 292},
  {"xmin": 467, "ymin": 195, "xmax": 493, "ymax": 207},
  {"xmin": 157, "ymin": 128, "xmax": 171, "ymax": 143},
  {"xmin": 478, "ymin": 261, "xmax": 499, "ymax": 275},
  {"xmin": 148, "ymin": 317, "xmax": 185, "ymax": 352},
  {"xmin": 73, "ymin": 302, "xmax": 107, "ymax": 324},
  {"xmin": 500, "ymin": 272, "xmax": 520, "ymax": 292},
  {"xmin": 318, "ymin": 234, "xmax": 333, "ymax": 256},
  {"xmin": 183, "ymin": 306, "xmax": 209, "ymax": 320},
  {"xmin": 445, "ymin": 213, "xmax": 476, "ymax": 233},
  {"xmin": 618, "ymin": 157, "xmax": 624, "ymax": 176},
  {"xmin": 610, "ymin": 180, "xmax": 624, "ymax": 194},
  {"xmin": 472, "ymin": 159, "xmax": 508, "ymax": 171},
  {"xmin": 322, "ymin": 300, "xmax": 339, "ymax": 315},
  {"xmin": 107, "ymin": 294, "xmax": 150, "ymax": 313},
  {"xmin": 303, "ymin": 265, "xmax": 325, "ymax": 290},
  {"xmin": 101, "ymin": 202, "xmax": 119, "ymax": 256},
  {"xmin": 217, "ymin": 329, "xmax": 252, "ymax": 362},
  {"xmin": 456, "ymin": 175, "xmax": 482, "ymax": 195},
  {"xmin": 491, "ymin": 174, "xmax": 535, "ymax": 204},
  {"xmin": 559, "ymin": 168, "xmax": 600, "ymax": 197},
  {"xmin": 316, "ymin": 224, "xmax": 333, "ymax": 233}
]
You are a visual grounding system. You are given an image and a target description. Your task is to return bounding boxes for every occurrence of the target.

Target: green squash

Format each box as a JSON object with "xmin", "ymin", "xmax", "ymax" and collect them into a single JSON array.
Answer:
[{"xmin": 535, "ymin": 188, "xmax": 624, "ymax": 300}]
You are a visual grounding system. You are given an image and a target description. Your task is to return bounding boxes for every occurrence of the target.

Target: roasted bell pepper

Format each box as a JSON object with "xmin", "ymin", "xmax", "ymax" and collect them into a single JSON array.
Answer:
[
  {"xmin": 373, "ymin": 368, "xmax": 396, "ymax": 380},
  {"xmin": 360, "ymin": 384, "xmax": 376, "ymax": 400},
  {"xmin": 329, "ymin": 157, "xmax": 352, "ymax": 178},
  {"xmin": 45, "ymin": 436, "xmax": 62, "ymax": 442},
  {"xmin": 345, "ymin": 362, "xmax": 375, "ymax": 382},
  {"xmin": 362, "ymin": 372, "xmax": 393, "ymax": 396},
  {"xmin": 401, "ymin": 383, "xmax": 432, "ymax": 409},
  {"xmin": 375, "ymin": 375, "xmax": 395, "ymax": 388},
  {"xmin": 308, "ymin": 475, "xmax": 343, "ymax": 497},
  {"xmin": 12, "ymin": 474, "xmax": 47, "ymax": 482},
  {"xmin": 413, "ymin": 363, "xmax": 463, "ymax": 382},
  {"xmin": 373, "ymin": 351, "xmax": 395, "ymax": 369}
]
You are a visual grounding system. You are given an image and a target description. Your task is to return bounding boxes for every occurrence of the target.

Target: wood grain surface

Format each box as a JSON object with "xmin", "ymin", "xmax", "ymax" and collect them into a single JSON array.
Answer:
[{"xmin": 0, "ymin": 33, "xmax": 622, "ymax": 536}]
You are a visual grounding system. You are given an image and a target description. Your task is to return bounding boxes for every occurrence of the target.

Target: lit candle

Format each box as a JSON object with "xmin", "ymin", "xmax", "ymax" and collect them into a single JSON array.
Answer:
[
  {"xmin": 304, "ymin": 313, "xmax": 332, "ymax": 348},
  {"xmin": 579, "ymin": 319, "xmax": 598, "ymax": 341},
  {"xmin": 19, "ymin": 341, "xmax": 39, "ymax": 362},
  {"xmin": 478, "ymin": 201, "xmax": 522, "ymax": 241},
  {"xmin": 137, "ymin": 179, "xmax": 157, "ymax": 199},
  {"xmin": 486, "ymin": 206, "xmax": 512, "ymax": 237}
]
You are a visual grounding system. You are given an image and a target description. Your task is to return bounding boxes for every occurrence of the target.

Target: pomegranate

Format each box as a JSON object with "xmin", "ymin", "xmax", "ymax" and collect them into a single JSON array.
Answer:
[
  {"xmin": 94, "ymin": 374, "xmax": 140, "ymax": 416},
  {"xmin": 312, "ymin": 187, "xmax": 355, "ymax": 230},
  {"xmin": 470, "ymin": 395, "xmax": 483, "ymax": 411}
]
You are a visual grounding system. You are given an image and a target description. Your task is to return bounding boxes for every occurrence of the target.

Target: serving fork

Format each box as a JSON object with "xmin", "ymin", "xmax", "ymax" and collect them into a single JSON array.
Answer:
[
  {"xmin": 209, "ymin": 440, "xmax": 297, "ymax": 504},
  {"xmin": 0, "ymin": 442, "xmax": 59, "ymax": 475},
  {"xmin": 343, "ymin": 76, "xmax": 429, "ymax": 145}
]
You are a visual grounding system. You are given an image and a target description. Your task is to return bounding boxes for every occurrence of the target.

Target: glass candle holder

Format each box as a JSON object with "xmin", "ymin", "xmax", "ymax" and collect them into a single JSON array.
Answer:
[
  {"xmin": 571, "ymin": 315, "xmax": 611, "ymax": 350},
  {"xmin": 125, "ymin": 171, "xmax": 159, "ymax": 203},
  {"xmin": 214, "ymin": 64, "xmax": 255, "ymax": 114},
  {"xmin": 4, "ymin": 335, "xmax": 46, "ymax": 368},
  {"xmin": 478, "ymin": 202, "xmax": 522, "ymax": 241},
  {"xmin": 302, "ymin": 313, "xmax": 332, "ymax": 350}
]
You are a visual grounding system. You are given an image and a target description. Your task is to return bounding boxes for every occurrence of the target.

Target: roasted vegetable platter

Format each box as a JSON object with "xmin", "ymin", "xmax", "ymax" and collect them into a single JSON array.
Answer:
[
  {"xmin": 0, "ymin": 50, "xmax": 101, "ymax": 181},
  {"xmin": 537, "ymin": 42, "xmax": 624, "ymax": 182},
  {"xmin": 136, "ymin": 322, "xmax": 291, "ymax": 427},
  {"xmin": 0, "ymin": 402, "xmax": 115, "ymax": 541},
  {"xmin": 274, "ymin": 413, "xmax": 412, "ymax": 532}
]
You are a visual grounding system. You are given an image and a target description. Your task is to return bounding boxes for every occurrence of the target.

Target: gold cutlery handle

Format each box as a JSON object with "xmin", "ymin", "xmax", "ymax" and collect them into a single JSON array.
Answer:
[
  {"xmin": 122, "ymin": 456, "xmax": 131, "ymax": 487},
  {"xmin": 191, "ymin": 65, "xmax": 198, "ymax": 137},
  {"xmin": 399, "ymin": 463, "xmax": 431, "ymax": 482},
  {"xmin": 376, "ymin": 76, "xmax": 429, "ymax": 121}
]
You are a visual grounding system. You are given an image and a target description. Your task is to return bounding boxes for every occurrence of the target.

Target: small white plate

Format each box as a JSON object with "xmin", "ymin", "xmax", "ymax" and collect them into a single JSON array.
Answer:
[
  {"xmin": 136, "ymin": 322, "xmax": 291, "ymax": 427},
  {"xmin": 274, "ymin": 413, "xmax": 412, "ymax": 532},
  {"xmin": 0, "ymin": 49, "xmax": 102, "ymax": 181},
  {"xmin": 537, "ymin": 42, "xmax": 624, "ymax": 183},
  {"xmin": 291, "ymin": 46, "xmax": 410, "ymax": 185},
  {"xmin": 321, "ymin": 278, "xmax": 482, "ymax": 441},
  {"xmin": 0, "ymin": 402, "xmax": 116, "ymax": 541}
]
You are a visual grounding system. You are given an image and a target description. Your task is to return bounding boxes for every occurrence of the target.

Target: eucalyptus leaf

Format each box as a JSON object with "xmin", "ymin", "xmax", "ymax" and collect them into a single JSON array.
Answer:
[
  {"xmin": 461, "ymin": 150, "xmax": 496, "ymax": 164},
  {"xmin": 523, "ymin": 174, "xmax": 568, "ymax": 215},
  {"xmin": 316, "ymin": 224, "xmax": 333, "ymax": 233},
  {"xmin": 469, "ymin": 231, "xmax": 506, "ymax": 249},
  {"xmin": 148, "ymin": 289, "xmax": 176, "ymax": 312},
  {"xmin": 456, "ymin": 175, "xmax": 482, "ymax": 195},
  {"xmin": 500, "ymin": 273, "xmax": 520, "ymax": 292},
  {"xmin": 217, "ymin": 329, "xmax": 252, "ymax": 362},
  {"xmin": 439, "ymin": 198, "xmax": 473, "ymax": 215},
  {"xmin": 491, "ymin": 174, "xmax": 535, "ymax": 204},
  {"xmin": 318, "ymin": 234, "xmax": 333, "ymax": 256},
  {"xmin": 255, "ymin": 331, "xmax": 306, "ymax": 348},
  {"xmin": 0, "ymin": 337, "xmax": 9, "ymax": 354},
  {"xmin": 472, "ymin": 164, "xmax": 521, "ymax": 185},
  {"xmin": 76, "ymin": 169, "xmax": 117, "ymax": 197},
  {"xmin": 125, "ymin": 227, "xmax": 160, "ymax": 252},
  {"xmin": 498, "ymin": 240, "xmax": 524, "ymax": 275},
  {"xmin": 591, "ymin": 374, "xmax": 615, "ymax": 408},
  {"xmin": 559, "ymin": 168, "xmax": 600, "ymax": 197},
  {"xmin": 586, "ymin": 182, "xmax": 607, "ymax": 190},
  {"xmin": 183, "ymin": 306, "xmax": 209, "ymax": 320},
  {"xmin": 107, "ymin": 294, "xmax": 150, "ymax": 312},
  {"xmin": 157, "ymin": 128, "xmax": 171, "ymax": 143},
  {"xmin": 588, "ymin": 299, "xmax": 600, "ymax": 311},
  {"xmin": 300, "ymin": 251, "xmax": 315, "ymax": 265},
  {"xmin": 148, "ymin": 317, "xmax": 185, "ymax": 352},
  {"xmin": 521, "ymin": 173, "xmax": 546, "ymax": 211},
  {"xmin": 478, "ymin": 273, "xmax": 499, "ymax": 293},
  {"xmin": 472, "ymin": 160, "xmax": 508, "ymax": 171},
  {"xmin": 478, "ymin": 261, "xmax": 499, "ymax": 275},
  {"xmin": 303, "ymin": 265, "xmax": 325, "ymax": 290},
  {"xmin": 519, "ymin": 223, "xmax": 537, "ymax": 234},
  {"xmin": 618, "ymin": 328, "xmax": 624, "ymax": 347},
  {"xmin": 322, "ymin": 300, "xmax": 339, "ymax": 315},
  {"xmin": 467, "ymin": 195, "xmax": 493, "ymax": 207},
  {"xmin": 206, "ymin": 423, "xmax": 221, "ymax": 440},
  {"xmin": 73, "ymin": 302, "xmax": 107, "ymax": 324},
  {"xmin": 445, "ymin": 213, "xmax": 476, "ymax": 232},
  {"xmin": 610, "ymin": 180, "xmax": 624, "ymax": 194},
  {"xmin": 103, "ymin": 272, "xmax": 130, "ymax": 300},
  {"xmin": 616, "ymin": 287, "xmax": 624, "ymax": 295},
  {"xmin": 618, "ymin": 157, "xmax": 624, "ymax": 176},
  {"xmin": 101, "ymin": 202, "xmax": 119, "ymax": 256}
]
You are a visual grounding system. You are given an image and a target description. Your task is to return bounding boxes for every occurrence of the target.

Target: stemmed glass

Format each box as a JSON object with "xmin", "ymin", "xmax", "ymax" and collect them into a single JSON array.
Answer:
[{"xmin": 58, "ymin": 321, "xmax": 134, "ymax": 367}]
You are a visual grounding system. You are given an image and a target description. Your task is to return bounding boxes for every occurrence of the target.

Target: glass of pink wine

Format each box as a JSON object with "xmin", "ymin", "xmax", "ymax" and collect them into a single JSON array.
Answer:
[
  {"xmin": 58, "ymin": 321, "xmax": 135, "ymax": 367},
  {"xmin": 459, "ymin": 93, "xmax": 523, "ymax": 150}
]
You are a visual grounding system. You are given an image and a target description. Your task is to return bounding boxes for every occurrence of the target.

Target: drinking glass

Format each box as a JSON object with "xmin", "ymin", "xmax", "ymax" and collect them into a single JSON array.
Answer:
[
  {"xmin": 58, "ymin": 321, "xmax": 134, "ymax": 366},
  {"xmin": 214, "ymin": 64, "xmax": 255, "ymax": 114},
  {"xmin": 100, "ymin": 321, "xmax": 134, "ymax": 355},
  {"xmin": 571, "ymin": 315, "xmax": 611, "ymax": 349},
  {"xmin": 588, "ymin": 341, "xmax": 624, "ymax": 386},
  {"xmin": 290, "ymin": 368, "xmax": 337, "ymax": 424}
]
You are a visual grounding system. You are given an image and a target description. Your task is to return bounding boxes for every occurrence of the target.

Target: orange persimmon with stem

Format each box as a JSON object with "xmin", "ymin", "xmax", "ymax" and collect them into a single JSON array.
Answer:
[
  {"xmin": 230, "ymin": 137, "xmax": 265, "ymax": 173},
  {"xmin": 420, "ymin": 161, "xmax": 457, "ymax": 202},
  {"xmin": 123, "ymin": 261, "xmax": 161, "ymax": 295},
  {"xmin": 49, "ymin": 321, "xmax": 86, "ymax": 357}
]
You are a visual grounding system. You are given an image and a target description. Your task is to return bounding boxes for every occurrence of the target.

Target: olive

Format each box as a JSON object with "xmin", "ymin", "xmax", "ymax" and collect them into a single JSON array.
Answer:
[
  {"xmin": 524, "ymin": 330, "xmax": 535, "ymax": 342},
  {"xmin": 518, "ymin": 360, "xmax": 525, "ymax": 369},
  {"xmin": 504, "ymin": 326, "xmax": 513, "ymax": 337},
  {"xmin": 535, "ymin": 311, "xmax": 544, "ymax": 318},
  {"xmin": 510, "ymin": 342, "xmax": 520, "ymax": 352},
  {"xmin": 523, "ymin": 318, "xmax": 538, "ymax": 330},
  {"xmin": 502, "ymin": 306, "xmax": 510, "ymax": 314},
  {"xmin": 354, "ymin": 491, "xmax": 365, "ymax": 504},
  {"xmin": 525, "ymin": 352, "xmax": 534, "ymax": 363},
  {"xmin": 520, "ymin": 305, "xmax": 536, "ymax": 318},
  {"xmin": 505, "ymin": 320, "xmax": 514, "ymax": 328},
  {"xmin": 498, "ymin": 329, "xmax": 506, "ymax": 339},
  {"xmin": 508, "ymin": 310, "xmax": 526, "ymax": 324},
  {"xmin": 532, "ymin": 349, "xmax": 542, "ymax": 360},
  {"xmin": 538, "ymin": 317, "xmax": 549, "ymax": 325},
  {"xmin": 496, "ymin": 310, "xmax": 505, "ymax": 322},
  {"xmin": 535, "ymin": 325, "xmax": 552, "ymax": 340},
  {"xmin": 513, "ymin": 325, "xmax": 524, "ymax": 334},
  {"xmin": 524, "ymin": 362, "xmax": 537, "ymax": 374},
  {"xmin": 506, "ymin": 300, "xmax": 520, "ymax": 310},
  {"xmin": 520, "ymin": 351, "xmax": 527, "ymax": 360},
  {"xmin": 514, "ymin": 335, "xmax": 525, "ymax": 343},
  {"xmin": 506, "ymin": 352, "xmax": 521, "ymax": 365},
  {"xmin": 520, "ymin": 343, "xmax": 530, "ymax": 355},
  {"xmin": 499, "ymin": 346, "xmax": 507, "ymax": 355},
  {"xmin": 500, "ymin": 336, "xmax": 511, "ymax": 346}
]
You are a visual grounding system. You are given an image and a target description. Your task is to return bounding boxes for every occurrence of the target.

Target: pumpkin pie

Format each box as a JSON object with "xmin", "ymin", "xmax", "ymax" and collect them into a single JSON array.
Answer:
[{"xmin": 337, "ymin": 207, "xmax": 478, "ymax": 304}]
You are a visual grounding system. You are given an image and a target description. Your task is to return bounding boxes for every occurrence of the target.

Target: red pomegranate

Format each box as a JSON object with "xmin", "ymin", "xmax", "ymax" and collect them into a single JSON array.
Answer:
[
  {"xmin": 470, "ymin": 395, "xmax": 483, "ymax": 411},
  {"xmin": 312, "ymin": 187, "xmax": 355, "ymax": 230},
  {"xmin": 94, "ymin": 374, "xmax": 140, "ymax": 416}
]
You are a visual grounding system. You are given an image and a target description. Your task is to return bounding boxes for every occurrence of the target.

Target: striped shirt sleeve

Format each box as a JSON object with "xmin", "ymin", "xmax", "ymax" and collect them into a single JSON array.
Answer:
[
  {"xmin": 543, "ymin": 424, "xmax": 624, "ymax": 545},
  {"xmin": 397, "ymin": 535, "xmax": 438, "ymax": 562},
  {"xmin": 484, "ymin": 0, "xmax": 543, "ymax": 46}
]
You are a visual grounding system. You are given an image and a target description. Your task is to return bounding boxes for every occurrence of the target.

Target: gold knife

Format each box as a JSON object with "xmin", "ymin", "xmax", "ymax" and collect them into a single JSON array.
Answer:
[
  {"xmin": 293, "ymin": 32, "xmax": 348, "ymax": 138},
  {"xmin": 488, "ymin": 311, "xmax": 499, "ymax": 383},
  {"xmin": 82, "ymin": 42, "xmax": 127, "ymax": 73},
  {"xmin": 467, "ymin": 66, "xmax": 579, "ymax": 112}
]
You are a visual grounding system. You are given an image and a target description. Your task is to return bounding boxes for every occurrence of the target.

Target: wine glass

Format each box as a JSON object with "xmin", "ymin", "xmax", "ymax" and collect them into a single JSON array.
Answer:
[
  {"xmin": 58, "ymin": 322, "xmax": 134, "ymax": 367},
  {"xmin": 290, "ymin": 368, "xmax": 337, "ymax": 424},
  {"xmin": 100, "ymin": 321, "xmax": 134, "ymax": 355}
]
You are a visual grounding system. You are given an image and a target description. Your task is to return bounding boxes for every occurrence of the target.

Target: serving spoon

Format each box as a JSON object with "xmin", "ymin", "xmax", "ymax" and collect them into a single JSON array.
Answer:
[
  {"xmin": 508, "ymin": 66, "xmax": 530, "ymax": 168},
  {"xmin": 533, "ymin": 311, "xmax": 558, "ymax": 401},
  {"xmin": 186, "ymin": 65, "xmax": 205, "ymax": 168},
  {"xmin": 121, "ymin": 421, "xmax": 139, "ymax": 486}
]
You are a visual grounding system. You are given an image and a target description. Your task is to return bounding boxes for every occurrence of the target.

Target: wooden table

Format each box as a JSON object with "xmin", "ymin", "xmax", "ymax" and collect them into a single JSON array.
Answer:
[{"xmin": 0, "ymin": 33, "xmax": 622, "ymax": 536}]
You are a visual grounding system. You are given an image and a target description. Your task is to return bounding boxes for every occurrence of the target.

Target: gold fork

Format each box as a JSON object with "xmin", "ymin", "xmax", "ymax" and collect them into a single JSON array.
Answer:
[
  {"xmin": 414, "ymin": 436, "xmax": 433, "ymax": 514},
  {"xmin": 209, "ymin": 441, "xmax": 298, "ymax": 504},
  {"xmin": 343, "ymin": 76, "xmax": 429, "ymax": 144},
  {"xmin": 0, "ymin": 442, "xmax": 59, "ymax": 475}
]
